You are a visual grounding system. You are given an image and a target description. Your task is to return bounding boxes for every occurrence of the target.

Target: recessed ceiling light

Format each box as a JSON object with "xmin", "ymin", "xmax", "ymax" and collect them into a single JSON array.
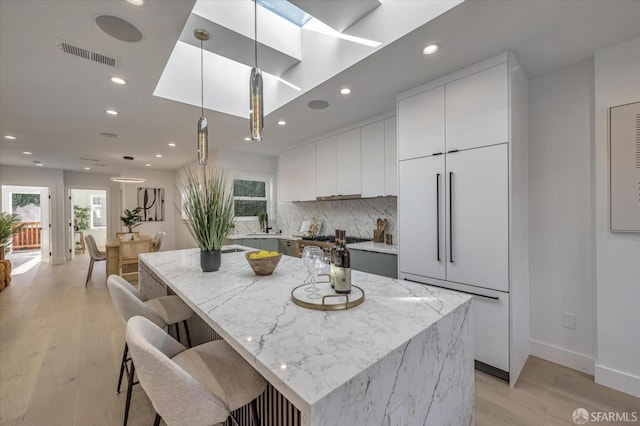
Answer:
[
  {"xmin": 145, "ymin": 163, "xmax": 151, "ymax": 167},
  {"xmin": 277, "ymin": 120, "xmax": 286, "ymax": 126},
  {"xmin": 244, "ymin": 137, "xmax": 251, "ymax": 141},
  {"xmin": 36, "ymin": 163, "xmax": 43, "ymax": 167},
  {"xmin": 422, "ymin": 43, "xmax": 440, "ymax": 55},
  {"xmin": 168, "ymin": 143, "xmax": 176, "ymax": 147},
  {"xmin": 110, "ymin": 76, "xmax": 127, "ymax": 85},
  {"xmin": 340, "ymin": 88, "xmax": 351, "ymax": 95},
  {"xmin": 23, "ymin": 151, "xmax": 32, "ymax": 155},
  {"xmin": 84, "ymin": 167, "xmax": 91, "ymax": 170},
  {"xmin": 155, "ymin": 154, "xmax": 162, "ymax": 158},
  {"xmin": 106, "ymin": 109, "xmax": 119, "ymax": 115},
  {"xmin": 126, "ymin": 0, "xmax": 145, "ymax": 5},
  {"xmin": 4, "ymin": 135, "xmax": 16, "ymax": 140}
]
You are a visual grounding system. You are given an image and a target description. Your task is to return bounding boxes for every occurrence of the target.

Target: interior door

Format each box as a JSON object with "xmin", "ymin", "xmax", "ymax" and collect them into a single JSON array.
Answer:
[
  {"xmin": 445, "ymin": 144, "xmax": 508, "ymax": 291},
  {"xmin": 398, "ymin": 155, "xmax": 446, "ymax": 280},
  {"xmin": 39, "ymin": 187, "xmax": 51, "ymax": 263}
]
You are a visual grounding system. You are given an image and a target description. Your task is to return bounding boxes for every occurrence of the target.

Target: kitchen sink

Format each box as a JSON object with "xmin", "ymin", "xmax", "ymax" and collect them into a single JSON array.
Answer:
[{"xmin": 221, "ymin": 248, "xmax": 247, "ymax": 254}]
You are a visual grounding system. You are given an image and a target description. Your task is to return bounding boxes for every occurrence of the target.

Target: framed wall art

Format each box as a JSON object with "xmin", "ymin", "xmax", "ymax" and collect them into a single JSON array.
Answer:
[
  {"xmin": 609, "ymin": 101, "xmax": 640, "ymax": 232},
  {"xmin": 137, "ymin": 187, "xmax": 165, "ymax": 222}
]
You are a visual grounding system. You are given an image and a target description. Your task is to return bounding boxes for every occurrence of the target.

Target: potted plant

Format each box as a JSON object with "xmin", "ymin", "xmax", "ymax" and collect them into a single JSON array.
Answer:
[
  {"xmin": 74, "ymin": 205, "xmax": 90, "ymax": 231},
  {"xmin": 178, "ymin": 167, "xmax": 235, "ymax": 272},
  {"xmin": 0, "ymin": 212, "xmax": 24, "ymax": 258},
  {"xmin": 120, "ymin": 207, "xmax": 142, "ymax": 233}
]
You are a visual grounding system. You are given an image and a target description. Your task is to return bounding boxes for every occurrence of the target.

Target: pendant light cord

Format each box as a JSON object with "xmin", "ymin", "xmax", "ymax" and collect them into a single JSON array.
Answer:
[
  {"xmin": 200, "ymin": 37, "xmax": 204, "ymax": 117},
  {"xmin": 254, "ymin": 0, "xmax": 258, "ymax": 68}
]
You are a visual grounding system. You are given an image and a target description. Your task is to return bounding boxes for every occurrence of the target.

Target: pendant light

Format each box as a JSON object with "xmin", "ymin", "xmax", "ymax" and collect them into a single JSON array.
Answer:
[
  {"xmin": 110, "ymin": 156, "xmax": 147, "ymax": 183},
  {"xmin": 250, "ymin": 0, "xmax": 263, "ymax": 142},
  {"xmin": 194, "ymin": 28, "xmax": 209, "ymax": 165}
]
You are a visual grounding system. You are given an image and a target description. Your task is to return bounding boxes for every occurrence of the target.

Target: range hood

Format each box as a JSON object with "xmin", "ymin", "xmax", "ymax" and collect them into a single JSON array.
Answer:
[{"xmin": 316, "ymin": 194, "xmax": 362, "ymax": 201}]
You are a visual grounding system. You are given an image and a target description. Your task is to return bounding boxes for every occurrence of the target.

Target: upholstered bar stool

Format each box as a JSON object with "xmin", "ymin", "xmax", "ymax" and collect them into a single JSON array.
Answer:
[
  {"xmin": 126, "ymin": 316, "xmax": 267, "ymax": 426},
  {"xmin": 107, "ymin": 275, "xmax": 194, "ymax": 426}
]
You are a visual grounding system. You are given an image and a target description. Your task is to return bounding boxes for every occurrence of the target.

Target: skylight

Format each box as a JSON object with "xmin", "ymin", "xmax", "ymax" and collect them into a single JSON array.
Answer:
[{"xmin": 257, "ymin": 0, "xmax": 311, "ymax": 27}]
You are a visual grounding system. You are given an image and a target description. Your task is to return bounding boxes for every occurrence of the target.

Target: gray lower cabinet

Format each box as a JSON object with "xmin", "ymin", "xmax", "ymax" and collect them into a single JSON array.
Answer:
[
  {"xmin": 350, "ymin": 249, "xmax": 398, "ymax": 279},
  {"xmin": 242, "ymin": 238, "xmax": 279, "ymax": 252}
]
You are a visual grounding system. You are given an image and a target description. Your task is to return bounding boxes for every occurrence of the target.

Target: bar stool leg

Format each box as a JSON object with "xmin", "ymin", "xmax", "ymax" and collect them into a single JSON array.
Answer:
[
  {"xmin": 123, "ymin": 362, "xmax": 135, "ymax": 426},
  {"xmin": 250, "ymin": 399, "xmax": 261, "ymax": 426},
  {"xmin": 117, "ymin": 343, "xmax": 128, "ymax": 394},
  {"xmin": 174, "ymin": 323, "xmax": 181, "ymax": 344},
  {"xmin": 153, "ymin": 412, "xmax": 161, "ymax": 426},
  {"xmin": 183, "ymin": 320, "xmax": 192, "ymax": 348}
]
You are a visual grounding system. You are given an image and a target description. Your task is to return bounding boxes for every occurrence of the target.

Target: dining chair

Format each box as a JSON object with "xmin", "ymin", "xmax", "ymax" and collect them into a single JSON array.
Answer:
[
  {"xmin": 107, "ymin": 275, "xmax": 194, "ymax": 426},
  {"xmin": 126, "ymin": 316, "xmax": 267, "ymax": 426},
  {"xmin": 85, "ymin": 234, "xmax": 106, "ymax": 286},
  {"xmin": 154, "ymin": 230, "xmax": 166, "ymax": 251},
  {"xmin": 119, "ymin": 239, "xmax": 152, "ymax": 284}
]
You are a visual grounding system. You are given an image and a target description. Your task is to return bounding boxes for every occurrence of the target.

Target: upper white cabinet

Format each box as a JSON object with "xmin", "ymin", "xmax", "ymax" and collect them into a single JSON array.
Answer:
[
  {"xmin": 398, "ymin": 86, "xmax": 445, "ymax": 160},
  {"xmin": 315, "ymin": 136, "xmax": 337, "ymax": 197},
  {"xmin": 384, "ymin": 117, "xmax": 397, "ymax": 196},
  {"xmin": 336, "ymin": 129, "xmax": 361, "ymax": 195},
  {"xmin": 280, "ymin": 116, "xmax": 397, "ymax": 200},
  {"xmin": 361, "ymin": 121, "xmax": 385, "ymax": 198},
  {"xmin": 445, "ymin": 63, "xmax": 508, "ymax": 151},
  {"xmin": 278, "ymin": 143, "xmax": 316, "ymax": 202}
]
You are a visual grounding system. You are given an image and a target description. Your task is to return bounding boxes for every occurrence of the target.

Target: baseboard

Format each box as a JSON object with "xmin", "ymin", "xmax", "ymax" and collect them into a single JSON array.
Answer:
[
  {"xmin": 595, "ymin": 364, "xmax": 640, "ymax": 398},
  {"xmin": 529, "ymin": 339, "xmax": 594, "ymax": 374}
]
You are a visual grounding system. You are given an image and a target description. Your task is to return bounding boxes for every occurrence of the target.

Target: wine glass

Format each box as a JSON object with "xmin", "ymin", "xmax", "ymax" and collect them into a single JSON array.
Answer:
[{"xmin": 302, "ymin": 246, "xmax": 325, "ymax": 299}]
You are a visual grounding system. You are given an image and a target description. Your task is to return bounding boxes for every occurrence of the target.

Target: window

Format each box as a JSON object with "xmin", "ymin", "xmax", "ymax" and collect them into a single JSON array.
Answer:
[
  {"xmin": 233, "ymin": 175, "xmax": 272, "ymax": 219},
  {"xmin": 91, "ymin": 195, "xmax": 106, "ymax": 228}
]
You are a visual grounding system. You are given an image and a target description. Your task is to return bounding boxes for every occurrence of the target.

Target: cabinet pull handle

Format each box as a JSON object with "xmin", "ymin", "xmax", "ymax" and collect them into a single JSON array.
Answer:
[
  {"xmin": 449, "ymin": 171, "xmax": 454, "ymax": 263},
  {"xmin": 447, "ymin": 149, "xmax": 459, "ymax": 154},
  {"xmin": 436, "ymin": 173, "xmax": 441, "ymax": 262},
  {"xmin": 402, "ymin": 278, "xmax": 500, "ymax": 301}
]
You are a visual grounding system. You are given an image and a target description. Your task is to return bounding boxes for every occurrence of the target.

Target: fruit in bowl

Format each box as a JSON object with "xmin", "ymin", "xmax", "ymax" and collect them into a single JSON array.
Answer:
[{"xmin": 245, "ymin": 250, "xmax": 282, "ymax": 276}]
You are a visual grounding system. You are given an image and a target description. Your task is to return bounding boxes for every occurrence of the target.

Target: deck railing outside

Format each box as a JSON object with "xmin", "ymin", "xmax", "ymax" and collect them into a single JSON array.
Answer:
[{"xmin": 12, "ymin": 222, "xmax": 41, "ymax": 251}]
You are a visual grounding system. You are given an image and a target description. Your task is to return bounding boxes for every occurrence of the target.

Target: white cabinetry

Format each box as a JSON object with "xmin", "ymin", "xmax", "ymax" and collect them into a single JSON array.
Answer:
[
  {"xmin": 446, "ymin": 63, "xmax": 508, "ymax": 151},
  {"xmin": 315, "ymin": 136, "xmax": 337, "ymax": 197},
  {"xmin": 384, "ymin": 117, "xmax": 397, "ymax": 196},
  {"xmin": 398, "ymin": 86, "xmax": 444, "ymax": 160},
  {"xmin": 397, "ymin": 52, "xmax": 528, "ymax": 386},
  {"xmin": 336, "ymin": 128, "xmax": 361, "ymax": 195},
  {"xmin": 446, "ymin": 145, "xmax": 508, "ymax": 291},
  {"xmin": 280, "ymin": 116, "xmax": 397, "ymax": 200},
  {"xmin": 278, "ymin": 143, "xmax": 316, "ymax": 202},
  {"xmin": 361, "ymin": 121, "xmax": 385, "ymax": 198}
]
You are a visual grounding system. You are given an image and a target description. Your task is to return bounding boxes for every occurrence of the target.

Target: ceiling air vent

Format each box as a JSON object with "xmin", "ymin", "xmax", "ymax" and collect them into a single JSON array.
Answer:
[{"xmin": 56, "ymin": 40, "xmax": 118, "ymax": 68}]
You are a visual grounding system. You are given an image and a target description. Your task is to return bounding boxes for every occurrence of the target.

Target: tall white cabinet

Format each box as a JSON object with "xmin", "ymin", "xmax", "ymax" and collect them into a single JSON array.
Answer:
[{"xmin": 397, "ymin": 52, "xmax": 529, "ymax": 386}]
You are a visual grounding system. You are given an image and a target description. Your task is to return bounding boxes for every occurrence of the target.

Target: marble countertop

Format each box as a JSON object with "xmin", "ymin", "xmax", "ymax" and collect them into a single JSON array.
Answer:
[
  {"xmin": 346, "ymin": 241, "xmax": 398, "ymax": 255},
  {"xmin": 139, "ymin": 246, "xmax": 470, "ymax": 414}
]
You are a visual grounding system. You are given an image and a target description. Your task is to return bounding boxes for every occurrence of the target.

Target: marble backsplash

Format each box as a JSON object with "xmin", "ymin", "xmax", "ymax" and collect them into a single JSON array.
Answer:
[{"xmin": 276, "ymin": 196, "xmax": 397, "ymax": 240}]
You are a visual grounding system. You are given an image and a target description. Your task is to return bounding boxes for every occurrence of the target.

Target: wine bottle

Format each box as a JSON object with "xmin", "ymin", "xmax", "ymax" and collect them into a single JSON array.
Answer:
[
  {"xmin": 334, "ymin": 230, "xmax": 351, "ymax": 294},
  {"xmin": 330, "ymin": 229, "xmax": 340, "ymax": 288}
]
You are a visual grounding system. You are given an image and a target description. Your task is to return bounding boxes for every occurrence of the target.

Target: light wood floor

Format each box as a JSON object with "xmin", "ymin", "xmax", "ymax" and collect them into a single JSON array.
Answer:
[{"xmin": 1, "ymin": 256, "xmax": 638, "ymax": 426}]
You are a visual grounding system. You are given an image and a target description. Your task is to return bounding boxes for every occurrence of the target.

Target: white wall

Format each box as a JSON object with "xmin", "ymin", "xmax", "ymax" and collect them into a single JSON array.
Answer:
[
  {"xmin": 120, "ymin": 168, "xmax": 177, "ymax": 251},
  {"xmin": 0, "ymin": 166, "xmax": 65, "ymax": 264},
  {"xmin": 594, "ymin": 37, "xmax": 640, "ymax": 398},
  {"xmin": 528, "ymin": 59, "xmax": 596, "ymax": 374}
]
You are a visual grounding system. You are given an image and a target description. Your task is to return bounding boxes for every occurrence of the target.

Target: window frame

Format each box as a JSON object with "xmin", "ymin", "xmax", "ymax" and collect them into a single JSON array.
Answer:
[
  {"xmin": 90, "ymin": 194, "xmax": 107, "ymax": 229},
  {"xmin": 231, "ymin": 172, "xmax": 274, "ymax": 222}
]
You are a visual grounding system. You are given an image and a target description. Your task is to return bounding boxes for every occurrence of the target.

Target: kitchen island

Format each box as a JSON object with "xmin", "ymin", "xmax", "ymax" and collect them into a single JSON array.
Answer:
[{"xmin": 139, "ymin": 247, "xmax": 473, "ymax": 426}]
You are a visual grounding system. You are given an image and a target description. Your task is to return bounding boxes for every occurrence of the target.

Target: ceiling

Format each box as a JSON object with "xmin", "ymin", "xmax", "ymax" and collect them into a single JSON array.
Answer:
[{"xmin": 1, "ymin": 0, "xmax": 640, "ymax": 175}]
